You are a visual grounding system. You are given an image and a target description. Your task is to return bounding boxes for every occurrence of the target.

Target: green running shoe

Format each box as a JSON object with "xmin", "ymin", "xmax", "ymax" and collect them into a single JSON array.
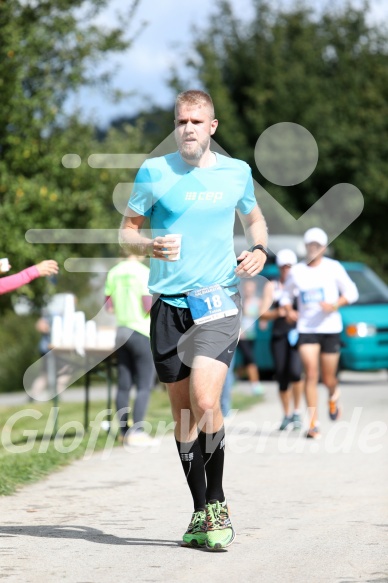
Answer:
[
  {"xmin": 279, "ymin": 415, "xmax": 293, "ymax": 430},
  {"xmin": 182, "ymin": 510, "xmax": 207, "ymax": 547},
  {"xmin": 205, "ymin": 500, "xmax": 235, "ymax": 550}
]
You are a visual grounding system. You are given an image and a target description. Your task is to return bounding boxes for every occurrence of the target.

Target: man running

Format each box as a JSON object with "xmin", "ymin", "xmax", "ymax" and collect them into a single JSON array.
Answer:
[
  {"xmin": 280, "ymin": 228, "xmax": 358, "ymax": 438},
  {"xmin": 119, "ymin": 89, "xmax": 268, "ymax": 550}
]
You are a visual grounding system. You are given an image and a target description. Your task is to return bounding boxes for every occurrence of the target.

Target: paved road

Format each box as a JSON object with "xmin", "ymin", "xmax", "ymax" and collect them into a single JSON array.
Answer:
[
  {"xmin": 0, "ymin": 371, "xmax": 387, "ymax": 583},
  {"xmin": 0, "ymin": 384, "xmax": 114, "ymax": 406}
]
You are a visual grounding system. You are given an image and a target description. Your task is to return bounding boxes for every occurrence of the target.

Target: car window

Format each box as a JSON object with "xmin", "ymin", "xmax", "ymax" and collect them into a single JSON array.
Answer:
[{"xmin": 346, "ymin": 267, "xmax": 388, "ymax": 304}]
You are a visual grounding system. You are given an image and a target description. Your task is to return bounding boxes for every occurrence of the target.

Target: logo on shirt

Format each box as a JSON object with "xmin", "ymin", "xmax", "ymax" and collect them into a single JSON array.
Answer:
[{"xmin": 185, "ymin": 191, "xmax": 223, "ymax": 202}]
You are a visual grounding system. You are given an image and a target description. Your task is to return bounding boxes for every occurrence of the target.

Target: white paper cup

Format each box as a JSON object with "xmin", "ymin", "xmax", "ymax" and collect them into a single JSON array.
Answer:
[
  {"xmin": 0, "ymin": 258, "xmax": 10, "ymax": 272},
  {"xmin": 164, "ymin": 234, "xmax": 182, "ymax": 261}
]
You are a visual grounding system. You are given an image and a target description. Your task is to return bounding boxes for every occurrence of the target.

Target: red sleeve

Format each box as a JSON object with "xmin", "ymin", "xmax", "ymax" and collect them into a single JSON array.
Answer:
[
  {"xmin": 105, "ymin": 296, "xmax": 113, "ymax": 311},
  {"xmin": 142, "ymin": 295, "xmax": 152, "ymax": 313},
  {"xmin": 0, "ymin": 266, "xmax": 40, "ymax": 295}
]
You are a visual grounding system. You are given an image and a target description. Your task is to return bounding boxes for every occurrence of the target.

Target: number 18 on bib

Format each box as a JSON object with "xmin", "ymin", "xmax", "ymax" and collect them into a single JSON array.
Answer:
[{"xmin": 187, "ymin": 284, "xmax": 238, "ymax": 325}]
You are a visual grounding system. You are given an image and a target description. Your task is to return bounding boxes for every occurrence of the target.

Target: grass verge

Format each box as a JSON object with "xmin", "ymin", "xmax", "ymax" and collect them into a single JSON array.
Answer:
[{"xmin": 0, "ymin": 389, "xmax": 262, "ymax": 496}]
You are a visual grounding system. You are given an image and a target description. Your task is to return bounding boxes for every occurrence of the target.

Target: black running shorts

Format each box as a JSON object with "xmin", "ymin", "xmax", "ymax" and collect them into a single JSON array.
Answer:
[
  {"xmin": 150, "ymin": 293, "xmax": 241, "ymax": 383},
  {"xmin": 298, "ymin": 332, "xmax": 341, "ymax": 354}
]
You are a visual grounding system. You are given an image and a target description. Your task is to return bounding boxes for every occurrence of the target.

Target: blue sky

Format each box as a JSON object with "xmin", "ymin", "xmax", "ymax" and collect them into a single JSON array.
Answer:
[{"xmin": 67, "ymin": 0, "xmax": 388, "ymax": 127}]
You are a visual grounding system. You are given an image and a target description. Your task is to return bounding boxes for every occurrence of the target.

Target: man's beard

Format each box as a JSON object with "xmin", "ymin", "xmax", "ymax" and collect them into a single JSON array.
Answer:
[{"xmin": 177, "ymin": 136, "xmax": 210, "ymax": 160}]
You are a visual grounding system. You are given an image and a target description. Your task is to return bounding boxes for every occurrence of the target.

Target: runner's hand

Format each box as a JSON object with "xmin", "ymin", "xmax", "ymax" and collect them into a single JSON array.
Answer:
[
  {"xmin": 151, "ymin": 236, "xmax": 181, "ymax": 261},
  {"xmin": 285, "ymin": 309, "xmax": 298, "ymax": 324},
  {"xmin": 235, "ymin": 249, "xmax": 267, "ymax": 277},
  {"xmin": 320, "ymin": 301, "xmax": 337, "ymax": 313}
]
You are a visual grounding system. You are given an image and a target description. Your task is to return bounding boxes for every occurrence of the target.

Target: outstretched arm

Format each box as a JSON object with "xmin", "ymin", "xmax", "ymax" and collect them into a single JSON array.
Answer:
[{"xmin": 0, "ymin": 260, "xmax": 58, "ymax": 295}]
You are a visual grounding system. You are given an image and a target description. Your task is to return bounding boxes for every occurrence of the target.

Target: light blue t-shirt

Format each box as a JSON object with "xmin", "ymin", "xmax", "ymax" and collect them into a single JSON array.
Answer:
[{"xmin": 127, "ymin": 151, "xmax": 257, "ymax": 307}]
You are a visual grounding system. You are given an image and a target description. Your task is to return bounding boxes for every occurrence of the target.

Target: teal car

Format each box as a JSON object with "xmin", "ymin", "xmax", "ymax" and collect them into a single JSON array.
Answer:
[
  {"xmin": 248, "ymin": 261, "xmax": 388, "ymax": 373},
  {"xmin": 338, "ymin": 262, "xmax": 388, "ymax": 370}
]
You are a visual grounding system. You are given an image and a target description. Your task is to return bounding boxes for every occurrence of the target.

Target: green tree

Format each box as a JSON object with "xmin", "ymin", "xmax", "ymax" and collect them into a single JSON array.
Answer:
[
  {"xmin": 0, "ymin": 0, "xmax": 147, "ymax": 311},
  {"xmin": 173, "ymin": 0, "xmax": 388, "ymax": 276},
  {"xmin": 0, "ymin": 0, "xmax": 151, "ymax": 391}
]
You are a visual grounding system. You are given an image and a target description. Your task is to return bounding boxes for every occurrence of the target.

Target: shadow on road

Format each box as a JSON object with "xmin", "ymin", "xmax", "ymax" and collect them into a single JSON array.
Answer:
[{"xmin": 0, "ymin": 525, "xmax": 179, "ymax": 547}]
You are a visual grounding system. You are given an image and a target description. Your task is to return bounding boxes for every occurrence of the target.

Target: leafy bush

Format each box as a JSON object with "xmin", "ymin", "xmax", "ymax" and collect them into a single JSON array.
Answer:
[{"xmin": 0, "ymin": 311, "xmax": 40, "ymax": 393}]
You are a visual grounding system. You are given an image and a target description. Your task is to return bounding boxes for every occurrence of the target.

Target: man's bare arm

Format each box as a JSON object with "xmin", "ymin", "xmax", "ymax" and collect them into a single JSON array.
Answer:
[
  {"xmin": 236, "ymin": 205, "xmax": 268, "ymax": 277},
  {"xmin": 119, "ymin": 210, "xmax": 152, "ymax": 256},
  {"xmin": 119, "ymin": 210, "xmax": 180, "ymax": 260}
]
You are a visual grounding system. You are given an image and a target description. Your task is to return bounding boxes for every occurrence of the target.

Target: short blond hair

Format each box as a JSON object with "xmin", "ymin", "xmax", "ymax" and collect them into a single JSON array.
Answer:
[{"xmin": 175, "ymin": 90, "xmax": 215, "ymax": 119}]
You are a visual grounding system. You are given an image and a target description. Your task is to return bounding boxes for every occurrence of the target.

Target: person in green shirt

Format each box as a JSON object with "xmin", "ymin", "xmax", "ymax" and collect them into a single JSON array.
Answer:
[{"xmin": 105, "ymin": 255, "xmax": 156, "ymax": 446}]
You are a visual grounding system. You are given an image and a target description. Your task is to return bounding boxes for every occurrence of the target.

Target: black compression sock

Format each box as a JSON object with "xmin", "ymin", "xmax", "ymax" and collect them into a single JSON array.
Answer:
[
  {"xmin": 198, "ymin": 427, "xmax": 225, "ymax": 503},
  {"xmin": 175, "ymin": 437, "xmax": 206, "ymax": 511}
]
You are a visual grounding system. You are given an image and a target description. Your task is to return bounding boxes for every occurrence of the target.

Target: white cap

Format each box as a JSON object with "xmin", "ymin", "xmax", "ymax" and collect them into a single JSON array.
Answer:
[
  {"xmin": 276, "ymin": 248, "xmax": 297, "ymax": 267},
  {"xmin": 303, "ymin": 227, "xmax": 328, "ymax": 247}
]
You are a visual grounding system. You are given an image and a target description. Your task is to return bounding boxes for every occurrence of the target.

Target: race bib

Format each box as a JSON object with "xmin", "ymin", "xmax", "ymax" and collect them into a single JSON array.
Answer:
[
  {"xmin": 187, "ymin": 284, "xmax": 238, "ymax": 325},
  {"xmin": 301, "ymin": 288, "xmax": 324, "ymax": 304}
]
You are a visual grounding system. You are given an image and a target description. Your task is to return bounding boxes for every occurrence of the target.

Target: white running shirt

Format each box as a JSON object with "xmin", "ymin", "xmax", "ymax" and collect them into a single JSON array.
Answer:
[{"xmin": 280, "ymin": 257, "xmax": 359, "ymax": 333}]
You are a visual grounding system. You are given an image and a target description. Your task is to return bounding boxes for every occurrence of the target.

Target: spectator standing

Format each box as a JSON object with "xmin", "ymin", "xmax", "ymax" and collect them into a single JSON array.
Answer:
[
  {"xmin": 105, "ymin": 254, "xmax": 157, "ymax": 446},
  {"xmin": 0, "ymin": 258, "xmax": 59, "ymax": 400}
]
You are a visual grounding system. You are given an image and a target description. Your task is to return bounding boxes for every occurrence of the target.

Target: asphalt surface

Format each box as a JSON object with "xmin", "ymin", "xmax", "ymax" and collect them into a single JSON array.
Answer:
[{"xmin": 0, "ymin": 371, "xmax": 387, "ymax": 583}]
